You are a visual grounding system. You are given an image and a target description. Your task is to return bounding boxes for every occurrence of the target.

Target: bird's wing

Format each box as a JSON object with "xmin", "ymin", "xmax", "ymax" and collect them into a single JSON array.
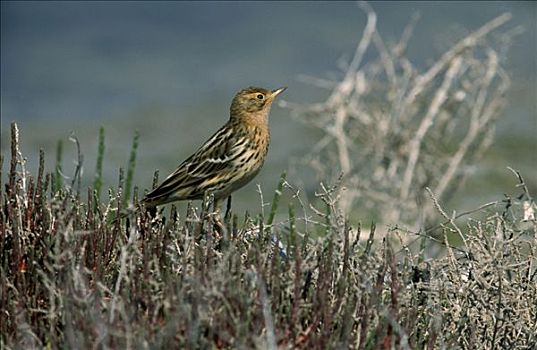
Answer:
[{"xmin": 143, "ymin": 123, "xmax": 247, "ymax": 205}]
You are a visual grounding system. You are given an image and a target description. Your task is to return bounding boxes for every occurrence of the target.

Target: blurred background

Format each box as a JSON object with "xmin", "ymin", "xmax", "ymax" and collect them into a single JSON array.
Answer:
[{"xmin": 1, "ymin": 1, "xmax": 535, "ymax": 216}]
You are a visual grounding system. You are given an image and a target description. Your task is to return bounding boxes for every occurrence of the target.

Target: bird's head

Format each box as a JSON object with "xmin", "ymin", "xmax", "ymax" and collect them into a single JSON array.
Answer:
[{"xmin": 230, "ymin": 86, "xmax": 286, "ymax": 124}]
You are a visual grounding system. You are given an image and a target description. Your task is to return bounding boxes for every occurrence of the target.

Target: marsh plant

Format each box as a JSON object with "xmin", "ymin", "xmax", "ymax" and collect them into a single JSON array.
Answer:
[{"xmin": 1, "ymin": 119, "xmax": 536, "ymax": 349}]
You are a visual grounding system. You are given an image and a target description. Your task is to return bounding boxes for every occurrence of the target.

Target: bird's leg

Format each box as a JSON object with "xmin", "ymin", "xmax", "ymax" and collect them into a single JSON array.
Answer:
[
  {"xmin": 147, "ymin": 205, "xmax": 157, "ymax": 219},
  {"xmin": 211, "ymin": 199, "xmax": 227, "ymax": 239},
  {"xmin": 212, "ymin": 198, "xmax": 219, "ymax": 212},
  {"xmin": 224, "ymin": 195, "xmax": 232, "ymax": 222}
]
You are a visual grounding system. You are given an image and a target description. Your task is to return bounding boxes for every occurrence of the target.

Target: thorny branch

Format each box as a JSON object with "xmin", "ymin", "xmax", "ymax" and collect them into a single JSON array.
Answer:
[{"xmin": 284, "ymin": 4, "xmax": 515, "ymax": 228}]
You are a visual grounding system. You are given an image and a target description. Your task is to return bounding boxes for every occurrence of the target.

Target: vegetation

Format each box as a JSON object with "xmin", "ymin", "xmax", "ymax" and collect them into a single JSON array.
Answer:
[
  {"xmin": 1, "ymin": 121, "xmax": 536, "ymax": 349},
  {"xmin": 285, "ymin": 4, "xmax": 517, "ymax": 226}
]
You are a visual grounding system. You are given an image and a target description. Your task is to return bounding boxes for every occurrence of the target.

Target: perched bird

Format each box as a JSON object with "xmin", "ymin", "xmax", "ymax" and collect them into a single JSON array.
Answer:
[{"xmin": 142, "ymin": 86, "xmax": 286, "ymax": 212}]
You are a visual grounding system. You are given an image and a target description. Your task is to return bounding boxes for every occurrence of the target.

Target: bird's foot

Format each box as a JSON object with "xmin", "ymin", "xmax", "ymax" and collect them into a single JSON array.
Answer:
[{"xmin": 208, "ymin": 210, "xmax": 227, "ymax": 239}]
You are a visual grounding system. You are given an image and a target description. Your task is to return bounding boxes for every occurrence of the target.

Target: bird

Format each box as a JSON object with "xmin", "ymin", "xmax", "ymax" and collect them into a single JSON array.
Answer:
[{"xmin": 142, "ymin": 86, "xmax": 286, "ymax": 215}]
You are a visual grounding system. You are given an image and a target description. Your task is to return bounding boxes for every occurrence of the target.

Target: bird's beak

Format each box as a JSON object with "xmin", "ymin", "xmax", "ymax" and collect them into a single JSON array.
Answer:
[{"xmin": 271, "ymin": 87, "xmax": 287, "ymax": 98}]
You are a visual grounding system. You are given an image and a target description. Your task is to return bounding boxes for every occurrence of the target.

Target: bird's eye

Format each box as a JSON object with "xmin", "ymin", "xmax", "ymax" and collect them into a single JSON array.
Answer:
[{"xmin": 256, "ymin": 94, "xmax": 264, "ymax": 100}]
